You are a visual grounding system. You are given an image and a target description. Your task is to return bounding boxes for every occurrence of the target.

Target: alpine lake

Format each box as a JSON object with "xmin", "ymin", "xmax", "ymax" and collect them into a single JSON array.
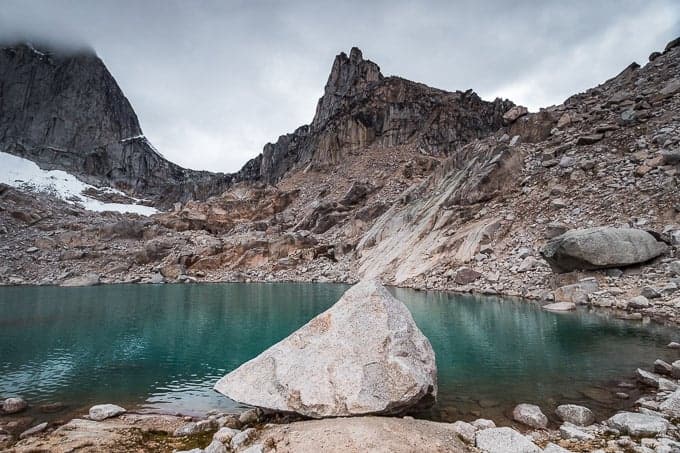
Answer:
[{"xmin": 0, "ymin": 282, "xmax": 677, "ymax": 424}]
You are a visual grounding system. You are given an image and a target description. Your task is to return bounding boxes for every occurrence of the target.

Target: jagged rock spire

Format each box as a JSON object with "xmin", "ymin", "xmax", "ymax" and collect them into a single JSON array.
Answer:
[{"xmin": 311, "ymin": 47, "xmax": 383, "ymax": 129}]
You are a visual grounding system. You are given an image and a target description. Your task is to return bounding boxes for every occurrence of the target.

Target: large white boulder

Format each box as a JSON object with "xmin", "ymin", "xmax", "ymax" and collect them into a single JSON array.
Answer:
[{"xmin": 214, "ymin": 280, "xmax": 437, "ymax": 418}]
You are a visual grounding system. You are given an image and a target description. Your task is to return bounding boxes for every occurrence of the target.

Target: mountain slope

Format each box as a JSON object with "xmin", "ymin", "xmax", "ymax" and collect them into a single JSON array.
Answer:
[
  {"xmin": 0, "ymin": 43, "xmax": 231, "ymax": 207},
  {"xmin": 236, "ymin": 47, "xmax": 514, "ymax": 184}
]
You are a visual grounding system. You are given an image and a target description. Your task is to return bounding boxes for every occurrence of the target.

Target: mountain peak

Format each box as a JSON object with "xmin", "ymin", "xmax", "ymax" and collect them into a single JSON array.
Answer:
[{"xmin": 312, "ymin": 47, "xmax": 383, "ymax": 128}]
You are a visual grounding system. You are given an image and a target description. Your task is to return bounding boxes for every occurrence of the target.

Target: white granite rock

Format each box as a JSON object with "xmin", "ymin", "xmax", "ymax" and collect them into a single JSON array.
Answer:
[
  {"xmin": 215, "ymin": 280, "xmax": 437, "ymax": 418},
  {"xmin": 88, "ymin": 404, "xmax": 126, "ymax": 421},
  {"xmin": 475, "ymin": 427, "xmax": 541, "ymax": 453}
]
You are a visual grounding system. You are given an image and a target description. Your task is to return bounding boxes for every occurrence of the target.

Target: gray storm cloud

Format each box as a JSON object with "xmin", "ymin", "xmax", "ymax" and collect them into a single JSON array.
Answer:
[{"xmin": 1, "ymin": 0, "xmax": 679, "ymax": 172}]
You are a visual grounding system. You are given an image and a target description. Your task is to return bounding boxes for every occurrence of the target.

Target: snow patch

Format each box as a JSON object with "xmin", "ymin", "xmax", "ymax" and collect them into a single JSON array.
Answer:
[{"xmin": 0, "ymin": 151, "xmax": 158, "ymax": 216}]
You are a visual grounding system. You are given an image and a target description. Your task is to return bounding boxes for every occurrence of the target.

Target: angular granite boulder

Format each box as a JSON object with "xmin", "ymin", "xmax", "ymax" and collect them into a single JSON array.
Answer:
[{"xmin": 214, "ymin": 280, "xmax": 437, "ymax": 418}]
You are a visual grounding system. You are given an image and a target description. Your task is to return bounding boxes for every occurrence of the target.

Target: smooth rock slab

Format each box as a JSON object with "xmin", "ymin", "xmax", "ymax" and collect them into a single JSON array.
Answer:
[
  {"xmin": 512, "ymin": 403, "xmax": 548, "ymax": 428},
  {"xmin": 541, "ymin": 227, "xmax": 667, "ymax": 273},
  {"xmin": 475, "ymin": 427, "xmax": 541, "ymax": 453},
  {"xmin": 19, "ymin": 422, "xmax": 48, "ymax": 439},
  {"xmin": 215, "ymin": 280, "xmax": 437, "ymax": 418},
  {"xmin": 607, "ymin": 412, "xmax": 669, "ymax": 437},
  {"xmin": 233, "ymin": 416, "xmax": 468, "ymax": 452},
  {"xmin": 88, "ymin": 404, "xmax": 126, "ymax": 421},
  {"xmin": 555, "ymin": 404, "xmax": 595, "ymax": 426},
  {"xmin": 542, "ymin": 302, "xmax": 576, "ymax": 312}
]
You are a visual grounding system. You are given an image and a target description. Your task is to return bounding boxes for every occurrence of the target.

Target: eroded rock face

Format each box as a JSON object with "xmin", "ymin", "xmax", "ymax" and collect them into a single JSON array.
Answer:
[
  {"xmin": 236, "ymin": 47, "xmax": 513, "ymax": 185},
  {"xmin": 0, "ymin": 43, "xmax": 231, "ymax": 207},
  {"xmin": 541, "ymin": 227, "xmax": 667, "ymax": 273},
  {"xmin": 214, "ymin": 280, "xmax": 437, "ymax": 418}
]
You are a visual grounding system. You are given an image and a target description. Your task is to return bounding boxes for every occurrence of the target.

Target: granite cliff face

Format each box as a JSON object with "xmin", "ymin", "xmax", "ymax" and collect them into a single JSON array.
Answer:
[
  {"xmin": 0, "ymin": 43, "xmax": 231, "ymax": 207},
  {"xmin": 237, "ymin": 47, "xmax": 514, "ymax": 184}
]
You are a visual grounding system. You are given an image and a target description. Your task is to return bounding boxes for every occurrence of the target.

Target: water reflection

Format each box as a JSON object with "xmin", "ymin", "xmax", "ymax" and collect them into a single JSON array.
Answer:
[{"xmin": 0, "ymin": 283, "xmax": 675, "ymax": 422}]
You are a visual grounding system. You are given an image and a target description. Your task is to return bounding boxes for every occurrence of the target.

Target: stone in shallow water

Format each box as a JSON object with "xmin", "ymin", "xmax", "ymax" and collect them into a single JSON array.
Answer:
[
  {"xmin": 543, "ymin": 302, "xmax": 576, "ymax": 312},
  {"xmin": 88, "ymin": 403, "xmax": 125, "ymax": 421},
  {"xmin": 19, "ymin": 422, "xmax": 48, "ymax": 439},
  {"xmin": 2, "ymin": 397, "xmax": 28, "ymax": 414},
  {"xmin": 475, "ymin": 427, "xmax": 541, "ymax": 453},
  {"xmin": 214, "ymin": 280, "xmax": 437, "ymax": 418},
  {"xmin": 555, "ymin": 404, "xmax": 595, "ymax": 426},
  {"xmin": 607, "ymin": 412, "xmax": 669, "ymax": 437},
  {"xmin": 512, "ymin": 403, "xmax": 548, "ymax": 428}
]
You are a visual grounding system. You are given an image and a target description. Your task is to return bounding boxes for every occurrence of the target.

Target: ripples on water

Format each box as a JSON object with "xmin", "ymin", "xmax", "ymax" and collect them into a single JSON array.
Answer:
[{"xmin": 0, "ymin": 283, "xmax": 676, "ymax": 422}]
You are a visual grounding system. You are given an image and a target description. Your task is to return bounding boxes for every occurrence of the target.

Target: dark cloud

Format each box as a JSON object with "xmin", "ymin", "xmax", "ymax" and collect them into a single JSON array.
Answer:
[{"xmin": 1, "ymin": 0, "xmax": 679, "ymax": 172}]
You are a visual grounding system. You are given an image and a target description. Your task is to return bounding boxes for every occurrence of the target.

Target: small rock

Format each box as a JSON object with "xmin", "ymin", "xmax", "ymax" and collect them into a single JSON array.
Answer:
[
  {"xmin": 518, "ymin": 257, "xmax": 538, "ymax": 273},
  {"xmin": 503, "ymin": 106, "xmax": 528, "ymax": 123},
  {"xmin": 214, "ymin": 427, "xmax": 240, "ymax": 443},
  {"xmin": 2, "ymin": 397, "xmax": 28, "ymax": 414},
  {"xmin": 672, "ymin": 360, "xmax": 680, "ymax": 378},
  {"xmin": 543, "ymin": 443, "xmax": 573, "ymax": 453},
  {"xmin": 628, "ymin": 295, "xmax": 650, "ymax": 309},
  {"xmin": 543, "ymin": 302, "xmax": 576, "ymax": 312},
  {"xmin": 659, "ymin": 388, "xmax": 680, "ymax": 417},
  {"xmin": 637, "ymin": 368, "xmax": 663, "ymax": 387},
  {"xmin": 88, "ymin": 404, "xmax": 126, "ymax": 421},
  {"xmin": 512, "ymin": 403, "xmax": 548, "ymax": 428},
  {"xmin": 455, "ymin": 267, "xmax": 482, "ymax": 285},
  {"xmin": 668, "ymin": 341, "xmax": 680, "ymax": 349},
  {"xmin": 19, "ymin": 422, "xmax": 48, "ymax": 439},
  {"xmin": 607, "ymin": 412, "xmax": 669, "ymax": 437},
  {"xmin": 174, "ymin": 419, "xmax": 217, "ymax": 437},
  {"xmin": 471, "ymin": 418, "xmax": 496, "ymax": 430},
  {"xmin": 204, "ymin": 440, "xmax": 227, "ymax": 453},
  {"xmin": 560, "ymin": 422, "xmax": 594, "ymax": 440},
  {"xmin": 450, "ymin": 420, "xmax": 477, "ymax": 444},
  {"xmin": 238, "ymin": 408, "xmax": 259, "ymax": 425},
  {"xmin": 555, "ymin": 404, "xmax": 595, "ymax": 426},
  {"xmin": 641, "ymin": 287, "xmax": 661, "ymax": 299},
  {"xmin": 61, "ymin": 273, "xmax": 100, "ymax": 287},
  {"xmin": 231, "ymin": 427, "xmax": 255, "ymax": 450},
  {"xmin": 475, "ymin": 427, "xmax": 541, "ymax": 453},
  {"xmin": 576, "ymin": 134, "xmax": 604, "ymax": 145},
  {"xmin": 654, "ymin": 359, "xmax": 673, "ymax": 375}
]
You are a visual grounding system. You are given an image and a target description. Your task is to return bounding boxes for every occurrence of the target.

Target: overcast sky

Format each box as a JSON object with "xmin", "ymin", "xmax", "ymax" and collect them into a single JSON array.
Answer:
[{"xmin": 1, "ymin": 1, "xmax": 679, "ymax": 173}]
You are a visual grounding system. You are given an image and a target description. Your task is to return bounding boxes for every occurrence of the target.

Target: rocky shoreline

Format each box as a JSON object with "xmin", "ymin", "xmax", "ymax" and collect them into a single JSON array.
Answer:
[
  {"xmin": 2, "ymin": 281, "xmax": 680, "ymax": 453},
  {"xmin": 3, "ymin": 350, "xmax": 680, "ymax": 452}
]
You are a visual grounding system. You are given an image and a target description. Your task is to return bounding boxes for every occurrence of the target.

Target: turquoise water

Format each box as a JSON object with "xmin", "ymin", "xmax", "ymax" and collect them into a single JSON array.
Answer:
[{"xmin": 0, "ymin": 283, "xmax": 676, "ymax": 422}]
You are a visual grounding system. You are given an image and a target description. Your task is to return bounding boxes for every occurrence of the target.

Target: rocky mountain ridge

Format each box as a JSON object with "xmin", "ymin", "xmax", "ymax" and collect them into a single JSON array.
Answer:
[
  {"xmin": 235, "ymin": 47, "xmax": 514, "ymax": 184},
  {"xmin": 0, "ymin": 42, "xmax": 232, "ymax": 207},
  {"xmin": 1, "ymin": 38, "xmax": 680, "ymax": 329}
]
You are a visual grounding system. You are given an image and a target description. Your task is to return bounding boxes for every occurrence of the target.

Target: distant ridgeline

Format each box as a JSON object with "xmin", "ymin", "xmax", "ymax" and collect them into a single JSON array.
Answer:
[{"xmin": 0, "ymin": 43, "xmax": 513, "ymax": 208}]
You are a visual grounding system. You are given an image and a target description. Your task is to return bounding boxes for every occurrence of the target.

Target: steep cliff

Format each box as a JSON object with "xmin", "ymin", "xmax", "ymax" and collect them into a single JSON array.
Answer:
[
  {"xmin": 0, "ymin": 43, "xmax": 231, "ymax": 207},
  {"xmin": 237, "ymin": 47, "xmax": 514, "ymax": 184}
]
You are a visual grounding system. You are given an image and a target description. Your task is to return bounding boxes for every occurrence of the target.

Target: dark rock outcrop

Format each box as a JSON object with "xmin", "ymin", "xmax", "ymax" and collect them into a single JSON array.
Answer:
[
  {"xmin": 236, "ymin": 47, "xmax": 514, "ymax": 184},
  {"xmin": 0, "ymin": 42, "xmax": 231, "ymax": 207}
]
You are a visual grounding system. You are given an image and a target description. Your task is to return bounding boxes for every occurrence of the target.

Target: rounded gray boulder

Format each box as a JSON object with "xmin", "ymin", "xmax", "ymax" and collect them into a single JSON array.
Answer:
[{"xmin": 541, "ymin": 227, "xmax": 667, "ymax": 273}]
